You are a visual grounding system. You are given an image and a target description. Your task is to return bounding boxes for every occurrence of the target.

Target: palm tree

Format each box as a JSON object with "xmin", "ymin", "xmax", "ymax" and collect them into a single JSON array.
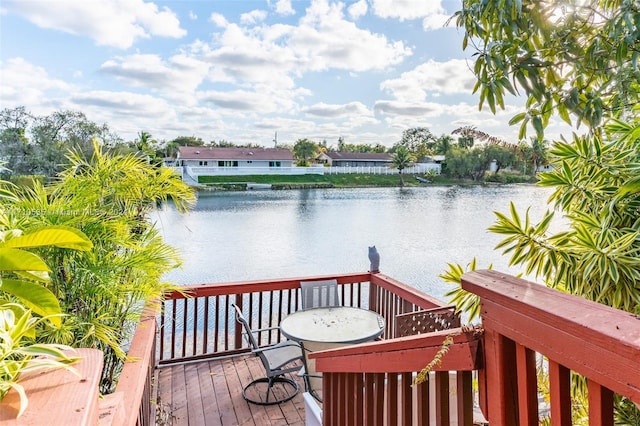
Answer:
[{"xmin": 391, "ymin": 146, "xmax": 415, "ymax": 186}]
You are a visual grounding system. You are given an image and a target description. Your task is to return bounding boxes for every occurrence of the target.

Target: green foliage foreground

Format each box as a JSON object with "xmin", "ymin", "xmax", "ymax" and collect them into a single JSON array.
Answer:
[
  {"xmin": 0, "ymin": 141, "xmax": 196, "ymax": 394},
  {"xmin": 445, "ymin": 112, "xmax": 640, "ymax": 422}
]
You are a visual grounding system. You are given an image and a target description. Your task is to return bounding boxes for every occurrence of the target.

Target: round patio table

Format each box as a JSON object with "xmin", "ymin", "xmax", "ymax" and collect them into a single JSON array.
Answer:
[{"xmin": 279, "ymin": 306, "xmax": 385, "ymax": 344}]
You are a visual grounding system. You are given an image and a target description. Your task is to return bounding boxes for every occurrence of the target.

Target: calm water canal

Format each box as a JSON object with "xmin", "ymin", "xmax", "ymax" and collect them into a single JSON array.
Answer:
[{"xmin": 150, "ymin": 184, "xmax": 559, "ymax": 302}]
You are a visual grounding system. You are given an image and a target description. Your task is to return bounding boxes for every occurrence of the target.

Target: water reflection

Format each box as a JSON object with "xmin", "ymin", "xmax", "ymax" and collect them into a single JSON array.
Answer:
[{"xmin": 151, "ymin": 185, "xmax": 558, "ymax": 302}]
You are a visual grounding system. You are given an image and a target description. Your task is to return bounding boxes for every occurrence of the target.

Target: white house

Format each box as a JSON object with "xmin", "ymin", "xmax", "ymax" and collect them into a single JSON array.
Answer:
[
  {"xmin": 176, "ymin": 146, "xmax": 324, "ymax": 180},
  {"xmin": 316, "ymin": 152, "xmax": 392, "ymax": 167},
  {"xmin": 177, "ymin": 146, "xmax": 295, "ymax": 168}
]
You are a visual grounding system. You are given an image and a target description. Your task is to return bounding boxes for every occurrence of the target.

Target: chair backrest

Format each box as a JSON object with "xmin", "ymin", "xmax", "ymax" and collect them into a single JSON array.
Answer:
[
  {"xmin": 300, "ymin": 340, "xmax": 350, "ymax": 402},
  {"xmin": 300, "ymin": 279, "xmax": 340, "ymax": 309},
  {"xmin": 231, "ymin": 303, "xmax": 260, "ymax": 350}
]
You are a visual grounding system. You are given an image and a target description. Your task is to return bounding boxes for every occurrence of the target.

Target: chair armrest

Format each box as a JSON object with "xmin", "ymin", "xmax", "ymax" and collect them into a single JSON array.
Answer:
[
  {"xmin": 251, "ymin": 340, "xmax": 301, "ymax": 356},
  {"xmin": 251, "ymin": 326, "xmax": 280, "ymax": 333}
]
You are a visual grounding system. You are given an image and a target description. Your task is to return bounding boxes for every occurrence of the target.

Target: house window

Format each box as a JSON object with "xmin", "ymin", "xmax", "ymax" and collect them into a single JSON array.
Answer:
[
  {"xmin": 198, "ymin": 161, "xmax": 208, "ymax": 166},
  {"xmin": 218, "ymin": 161, "xmax": 238, "ymax": 167},
  {"xmin": 269, "ymin": 161, "xmax": 281, "ymax": 167}
]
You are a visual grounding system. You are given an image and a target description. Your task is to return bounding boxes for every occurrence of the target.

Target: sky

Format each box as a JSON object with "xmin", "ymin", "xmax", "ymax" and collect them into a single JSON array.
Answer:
[{"xmin": 0, "ymin": 0, "xmax": 573, "ymax": 148}]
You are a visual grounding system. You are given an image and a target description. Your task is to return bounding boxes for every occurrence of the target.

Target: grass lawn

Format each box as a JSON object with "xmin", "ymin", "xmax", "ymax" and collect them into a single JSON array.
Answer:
[{"xmin": 198, "ymin": 173, "xmax": 448, "ymax": 188}]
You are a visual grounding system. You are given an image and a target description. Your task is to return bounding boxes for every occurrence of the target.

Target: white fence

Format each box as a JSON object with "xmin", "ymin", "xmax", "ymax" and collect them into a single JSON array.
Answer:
[
  {"xmin": 324, "ymin": 164, "xmax": 440, "ymax": 175},
  {"xmin": 177, "ymin": 163, "xmax": 441, "ymax": 181}
]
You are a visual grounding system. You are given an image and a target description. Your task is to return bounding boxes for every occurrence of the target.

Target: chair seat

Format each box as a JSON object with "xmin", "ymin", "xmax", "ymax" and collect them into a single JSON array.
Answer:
[{"xmin": 261, "ymin": 341, "xmax": 303, "ymax": 374}]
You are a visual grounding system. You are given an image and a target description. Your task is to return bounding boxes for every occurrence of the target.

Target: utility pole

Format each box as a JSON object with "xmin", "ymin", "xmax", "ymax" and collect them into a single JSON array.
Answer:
[{"xmin": 273, "ymin": 132, "xmax": 278, "ymax": 148}]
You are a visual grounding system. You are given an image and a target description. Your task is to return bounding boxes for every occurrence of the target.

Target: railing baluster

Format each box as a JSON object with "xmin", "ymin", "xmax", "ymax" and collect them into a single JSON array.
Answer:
[
  {"xmin": 213, "ymin": 295, "xmax": 219, "ymax": 353},
  {"xmin": 181, "ymin": 298, "xmax": 187, "ymax": 358},
  {"xmin": 548, "ymin": 360, "xmax": 571, "ymax": 425},
  {"xmin": 202, "ymin": 295, "xmax": 209, "ymax": 354},
  {"xmin": 588, "ymin": 380, "xmax": 614, "ymax": 426},
  {"xmin": 456, "ymin": 371, "xmax": 474, "ymax": 426},
  {"xmin": 192, "ymin": 296, "xmax": 198, "ymax": 357},
  {"xmin": 386, "ymin": 373, "xmax": 398, "ymax": 426},
  {"xmin": 516, "ymin": 343, "xmax": 538, "ymax": 425},
  {"xmin": 400, "ymin": 372, "xmax": 412, "ymax": 425},
  {"xmin": 170, "ymin": 298, "xmax": 176, "ymax": 360},
  {"xmin": 416, "ymin": 379, "xmax": 429, "ymax": 426},
  {"xmin": 159, "ymin": 300, "xmax": 166, "ymax": 361}
]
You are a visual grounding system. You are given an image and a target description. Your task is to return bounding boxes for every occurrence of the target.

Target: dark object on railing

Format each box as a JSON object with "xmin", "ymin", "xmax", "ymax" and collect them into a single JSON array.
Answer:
[
  {"xmin": 394, "ymin": 305, "xmax": 460, "ymax": 337},
  {"xmin": 300, "ymin": 279, "xmax": 340, "ymax": 309},
  {"xmin": 368, "ymin": 245, "xmax": 380, "ymax": 273},
  {"xmin": 231, "ymin": 303, "xmax": 303, "ymax": 405}
]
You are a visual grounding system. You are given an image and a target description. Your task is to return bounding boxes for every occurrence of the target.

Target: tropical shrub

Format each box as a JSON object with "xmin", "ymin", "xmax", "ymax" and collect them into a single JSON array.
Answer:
[
  {"xmin": 444, "ymin": 113, "xmax": 640, "ymax": 421},
  {"xmin": 0, "ymin": 141, "xmax": 196, "ymax": 392},
  {"xmin": 0, "ymin": 178, "xmax": 93, "ymax": 415}
]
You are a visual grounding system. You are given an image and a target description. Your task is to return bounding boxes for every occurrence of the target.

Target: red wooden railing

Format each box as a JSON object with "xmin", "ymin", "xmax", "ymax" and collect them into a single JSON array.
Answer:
[
  {"xmin": 157, "ymin": 272, "xmax": 445, "ymax": 364},
  {"xmin": 9, "ymin": 269, "xmax": 640, "ymax": 425},
  {"xmin": 111, "ymin": 305, "xmax": 158, "ymax": 426},
  {"xmin": 461, "ymin": 269, "xmax": 640, "ymax": 425},
  {"xmin": 314, "ymin": 328, "xmax": 483, "ymax": 425}
]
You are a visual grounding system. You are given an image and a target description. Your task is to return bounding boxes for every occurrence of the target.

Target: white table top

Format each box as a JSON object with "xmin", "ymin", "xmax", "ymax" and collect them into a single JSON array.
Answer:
[{"xmin": 279, "ymin": 306, "xmax": 385, "ymax": 344}]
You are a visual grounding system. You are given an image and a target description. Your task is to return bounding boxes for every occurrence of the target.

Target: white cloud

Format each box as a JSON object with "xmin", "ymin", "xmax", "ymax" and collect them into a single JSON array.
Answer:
[
  {"xmin": 0, "ymin": 57, "xmax": 73, "ymax": 111},
  {"xmin": 347, "ymin": 0, "xmax": 368, "ymax": 19},
  {"xmin": 274, "ymin": 0, "xmax": 295, "ymax": 16},
  {"xmin": 291, "ymin": 0, "xmax": 412, "ymax": 72},
  {"xmin": 189, "ymin": 11, "xmax": 198, "ymax": 20},
  {"xmin": 240, "ymin": 10, "xmax": 268, "ymax": 25},
  {"xmin": 422, "ymin": 13, "xmax": 454, "ymax": 30},
  {"xmin": 72, "ymin": 90, "xmax": 170, "ymax": 116},
  {"xmin": 2, "ymin": 0, "xmax": 186, "ymax": 49},
  {"xmin": 209, "ymin": 13, "xmax": 229, "ymax": 28},
  {"xmin": 370, "ymin": 0, "xmax": 446, "ymax": 21},
  {"xmin": 100, "ymin": 53, "xmax": 209, "ymax": 100},
  {"xmin": 301, "ymin": 101, "xmax": 372, "ymax": 118},
  {"xmin": 374, "ymin": 100, "xmax": 445, "ymax": 117},
  {"xmin": 380, "ymin": 59, "xmax": 475, "ymax": 102}
]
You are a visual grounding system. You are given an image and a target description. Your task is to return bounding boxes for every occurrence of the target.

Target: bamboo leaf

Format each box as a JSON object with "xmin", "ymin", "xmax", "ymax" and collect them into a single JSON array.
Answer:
[
  {"xmin": 0, "ymin": 279, "xmax": 62, "ymax": 326},
  {"xmin": 0, "ymin": 249, "xmax": 51, "ymax": 275},
  {"xmin": 1, "ymin": 226, "xmax": 92, "ymax": 251}
]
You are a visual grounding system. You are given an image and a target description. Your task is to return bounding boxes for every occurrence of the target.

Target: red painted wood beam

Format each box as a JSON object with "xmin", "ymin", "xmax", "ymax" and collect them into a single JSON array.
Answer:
[{"xmin": 461, "ymin": 270, "xmax": 640, "ymax": 402}]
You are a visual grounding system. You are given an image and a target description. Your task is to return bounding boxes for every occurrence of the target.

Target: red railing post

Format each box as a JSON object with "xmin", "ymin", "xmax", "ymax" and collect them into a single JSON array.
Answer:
[
  {"xmin": 588, "ymin": 380, "xmax": 614, "ymax": 426},
  {"xmin": 548, "ymin": 360, "xmax": 571, "ymax": 425},
  {"xmin": 515, "ymin": 343, "xmax": 538, "ymax": 425},
  {"xmin": 233, "ymin": 293, "xmax": 243, "ymax": 350},
  {"xmin": 484, "ymin": 328, "xmax": 518, "ymax": 425}
]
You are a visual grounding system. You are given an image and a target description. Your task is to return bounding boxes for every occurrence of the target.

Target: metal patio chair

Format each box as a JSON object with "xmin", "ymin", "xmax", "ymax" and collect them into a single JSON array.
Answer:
[{"xmin": 231, "ymin": 304, "xmax": 303, "ymax": 405}]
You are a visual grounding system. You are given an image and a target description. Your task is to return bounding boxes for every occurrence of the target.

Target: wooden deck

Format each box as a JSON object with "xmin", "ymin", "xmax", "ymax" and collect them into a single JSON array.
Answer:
[{"xmin": 154, "ymin": 355, "xmax": 306, "ymax": 426}]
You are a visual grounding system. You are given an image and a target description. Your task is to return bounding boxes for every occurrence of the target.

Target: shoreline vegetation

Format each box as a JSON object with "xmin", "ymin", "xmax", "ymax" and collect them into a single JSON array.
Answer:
[{"xmin": 196, "ymin": 171, "xmax": 537, "ymax": 191}]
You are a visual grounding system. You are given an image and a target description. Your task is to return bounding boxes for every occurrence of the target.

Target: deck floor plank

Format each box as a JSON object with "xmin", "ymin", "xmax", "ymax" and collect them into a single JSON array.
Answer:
[
  {"xmin": 155, "ymin": 355, "xmax": 306, "ymax": 425},
  {"xmin": 185, "ymin": 363, "xmax": 207, "ymax": 426},
  {"xmin": 156, "ymin": 362, "xmax": 173, "ymax": 423},
  {"xmin": 197, "ymin": 361, "xmax": 222, "ymax": 426},
  {"xmin": 232, "ymin": 355, "xmax": 271, "ymax": 425},
  {"xmin": 211, "ymin": 359, "xmax": 237, "ymax": 425},
  {"xmin": 171, "ymin": 365, "xmax": 190, "ymax": 425},
  {"xmin": 224, "ymin": 357, "xmax": 258, "ymax": 425}
]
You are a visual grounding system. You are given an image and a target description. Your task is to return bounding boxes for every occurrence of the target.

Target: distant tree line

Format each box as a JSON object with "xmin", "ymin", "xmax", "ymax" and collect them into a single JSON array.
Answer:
[{"xmin": 1, "ymin": 106, "xmax": 548, "ymax": 181}]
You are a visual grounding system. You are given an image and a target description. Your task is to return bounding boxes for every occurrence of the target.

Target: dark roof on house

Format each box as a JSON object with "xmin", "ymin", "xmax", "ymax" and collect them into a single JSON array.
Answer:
[
  {"xmin": 323, "ymin": 152, "xmax": 392, "ymax": 161},
  {"xmin": 178, "ymin": 146, "xmax": 294, "ymax": 161}
]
